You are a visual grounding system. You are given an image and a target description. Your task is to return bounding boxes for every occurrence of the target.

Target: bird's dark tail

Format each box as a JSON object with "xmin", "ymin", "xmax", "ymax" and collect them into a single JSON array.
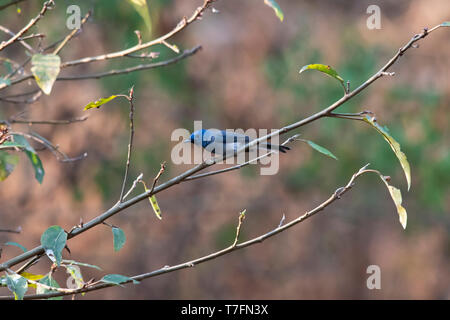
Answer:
[{"xmin": 262, "ymin": 143, "xmax": 291, "ymax": 153}]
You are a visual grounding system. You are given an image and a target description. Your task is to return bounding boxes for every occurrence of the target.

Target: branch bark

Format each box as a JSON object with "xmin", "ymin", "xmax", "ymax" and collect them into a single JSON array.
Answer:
[{"xmin": 0, "ymin": 23, "xmax": 444, "ymax": 274}]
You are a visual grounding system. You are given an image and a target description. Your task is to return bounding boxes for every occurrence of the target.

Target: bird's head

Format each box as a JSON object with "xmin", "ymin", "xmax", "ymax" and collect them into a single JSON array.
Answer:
[{"xmin": 185, "ymin": 129, "xmax": 210, "ymax": 148}]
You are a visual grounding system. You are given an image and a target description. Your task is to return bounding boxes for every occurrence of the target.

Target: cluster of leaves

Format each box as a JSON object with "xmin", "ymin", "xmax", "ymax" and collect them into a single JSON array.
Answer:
[
  {"xmin": 0, "ymin": 133, "xmax": 45, "ymax": 183},
  {"xmin": 1, "ymin": 225, "xmax": 138, "ymax": 300},
  {"xmin": 298, "ymin": 63, "xmax": 411, "ymax": 228}
]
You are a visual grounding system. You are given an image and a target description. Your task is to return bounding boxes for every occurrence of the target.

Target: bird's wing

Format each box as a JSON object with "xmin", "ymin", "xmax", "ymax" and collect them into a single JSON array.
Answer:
[{"xmin": 219, "ymin": 130, "xmax": 250, "ymax": 144}]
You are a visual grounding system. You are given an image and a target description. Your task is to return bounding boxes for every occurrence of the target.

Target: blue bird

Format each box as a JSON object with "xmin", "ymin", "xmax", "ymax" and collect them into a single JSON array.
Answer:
[{"xmin": 186, "ymin": 129, "xmax": 290, "ymax": 156}]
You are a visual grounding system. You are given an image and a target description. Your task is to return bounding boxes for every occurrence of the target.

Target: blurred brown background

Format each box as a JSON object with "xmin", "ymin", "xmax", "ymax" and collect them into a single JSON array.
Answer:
[{"xmin": 0, "ymin": 0, "xmax": 449, "ymax": 299}]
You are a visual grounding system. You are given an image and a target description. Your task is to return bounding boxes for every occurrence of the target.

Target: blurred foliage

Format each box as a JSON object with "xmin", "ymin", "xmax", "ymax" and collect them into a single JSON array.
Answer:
[{"xmin": 1, "ymin": 0, "xmax": 449, "ymax": 299}]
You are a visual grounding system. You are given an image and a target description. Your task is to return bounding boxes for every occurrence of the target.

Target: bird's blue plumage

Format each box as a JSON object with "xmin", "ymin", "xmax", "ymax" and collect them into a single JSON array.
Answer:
[{"xmin": 188, "ymin": 129, "xmax": 290, "ymax": 156}]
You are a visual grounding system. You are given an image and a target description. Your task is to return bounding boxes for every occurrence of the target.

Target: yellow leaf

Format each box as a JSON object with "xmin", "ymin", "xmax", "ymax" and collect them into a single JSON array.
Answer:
[
  {"xmin": 379, "ymin": 176, "xmax": 408, "ymax": 229},
  {"xmin": 19, "ymin": 272, "xmax": 45, "ymax": 289},
  {"xmin": 387, "ymin": 185, "xmax": 407, "ymax": 229},
  {"xmin": 83, "ymin": 95, "xmax": 118, "ymax": 110},
  {"xmin": 149, "ymin": 195, "xmax": 162, "ymax": 220},
  {"xmin": 364, "ymin": 116, "xmax": 411, "ymax": 191},
  {"xmin": 128, "ymin": 0, "xmax": 146, "ymax": 5},
  {"xmin": 31, "ymin": 54, "xmax": 61, "ymax": 95},
  {"xmin": 140, "ymin": 181, "xmax": 162, "ymax": 220}
]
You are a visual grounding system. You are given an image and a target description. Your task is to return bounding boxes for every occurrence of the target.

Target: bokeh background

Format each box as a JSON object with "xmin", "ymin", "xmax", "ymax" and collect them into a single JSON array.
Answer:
[{"xmin": 0, "ymin": 0, "xmax": 449, "ymax": 299}]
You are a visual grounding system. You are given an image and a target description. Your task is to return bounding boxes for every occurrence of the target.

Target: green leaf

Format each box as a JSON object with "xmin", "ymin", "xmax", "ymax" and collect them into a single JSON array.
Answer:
[
  {"xmin": 83, "ymin": 95, "xmax": 118, "ymax": 110},
  {"xmin": 0, "ymin": 141, "xmax": 25, "ymax": 150},
  {"xmin": 30, "ymin": 54, "xmax": 61, "ymax": 95},
  {"xmin": 379, "ymin": 176, "xmax": 408, "ymax": 229},
  {"xmin": 127, "ymin": 0, "xmax": 152, "ymax": 34},
  {"xmin": 25, "ymin": 151, "xmax": 44, "ymax": 184},
  {"xmin": 100, "ymin": 274, "xmax": 139, "ymax": 287},
  {"xmin": 5, "ymin": 274, "xmax": 28, "ymax": 300},
  {"xmin": 299, "ymin": 64, "xmax": 345, "ymax": 90},
  {"xmin": 40, "ymin": 225, "xmax": 67, "ymax": 266},
  {"xmin": 303, "ymin": 140, "xmax": 338, "ymax": 160},
  {"xmin": 3, "ymin": 60, "xmax": 13, "ymax": 74},
  {"xmin": 0, "ymin": 151, "xmax": 19, "ymax": 181},
  {"xmin": 0, "ymin": 77, "xmax": 11, "ymax": 87},
  {"xmin": 363, "ymin": 116, "xmax": 411, "ymax": 191},
  {"xmin": 62, "ymin": 259, "xmax": 102, "ymax": 271},
  {"xmin": 112, "ymin": 227, "xmax": 126, "ymax": 252},
  {"xmin": 441, "ymin": 22, "xmax": 450, "ymax": 27},
  {"xmin": 37, "ymin": 274, "xmax": 63, "ymax": 300},
  {"xmin": 11, "ymin": 134, "xmax": 45, "ymax": 183},
  {"xmin": 264, "ymin": 0, "xmax": 284, "ymax": 22},
  {"xmin": 5, "ymin": 241, "xmax": 27, "ymax": 253}
]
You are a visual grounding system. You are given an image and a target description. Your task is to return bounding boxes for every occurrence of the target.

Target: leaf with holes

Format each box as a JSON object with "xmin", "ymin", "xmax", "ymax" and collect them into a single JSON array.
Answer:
[
  {"xmin": 40, "ymin": 225, "xmax": 67, "ymax": 266},
  {"xmin": 112, "ymin": 227, "xmax": 126, "ymax": 252},
  {"xmin": 149, "ymin": 195, "xmax": 162, "ymax": 220},
  {"xmin": 303, "ymin": 140, "xmax": 338, "ymax": 160},
  {"xmin": 83, "ymin": 95, "xmax": 118, "ymax": 110},
  {"xmin": 363, "ymin": 116, "xmax": 411, "ymax": 190},
  {"xmin": 0, "ymin": 151, "xmax": 19, "ymax": 181},
  {"xmin": 31, "ymin": 54, "xmax": 61, "ymax": 95},
  {"xmin": 100, "ymin": 274, "xmax": 139, "ymax": 287},
  {"xmin": 264, "ymin": 0, "xmax": 284, "ymax": 21},
  {"xmin": 140, "ymin": 180, "xmax": 162, "ymax": 219},
  {"xmin": 5, "ymin": 274, "xmax": 28, "ymax": 300},
  {"xmin": 11, "ymin": 134, "xmax": 45, "ymax": 184},
  {"xmin": 299, "ymin": 64, "xmax": 345, "ymax": 90},
  {"xmin": 65, "ymin": 265, "xmax": 84, "ymax": 289}
]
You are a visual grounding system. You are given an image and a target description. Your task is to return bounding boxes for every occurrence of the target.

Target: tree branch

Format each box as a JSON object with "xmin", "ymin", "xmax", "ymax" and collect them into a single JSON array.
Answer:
[
  {"xmin": 0, "ymin": 0, "xmax": 54, "ymax": 52},
  {"xmin": 0, "ymin": 24, "xmax": 445, "ymax": 276},
  {"xmin": 0, "ymin": 164, "xmax": 372, "ymax": 300},
  {"xmin": 58, "ymin": 0, "xmax": 214, "ymax": 68},
  {"xmin": 57, "ymin": 46, "xmax": 202, "ymax": 81}
]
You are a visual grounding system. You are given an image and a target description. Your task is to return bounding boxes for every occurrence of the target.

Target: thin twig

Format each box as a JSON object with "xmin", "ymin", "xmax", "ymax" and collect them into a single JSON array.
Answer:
[
  {"xmin": 59, "ymin": 0, "xmax": 214, "ymax": 68},
  {"xmin": 9, "ymin": 116, "xmax": 88, "ymax": 125},
  {"xmin": 15, "ymin": 254, "xmax": 43, "ymax": 274},
  {"xmin": 0, "ymin": 25, "xmax": 35, "ymax": 53},
  {"xmin": 0, "ymin": 91, "xmax": 42, "ymax": 104},
  {"xmin": 231, "ymin": 211, "xmax": 246, "ymax": 248},
  {"xmin": 52, "ymin": 11, "xmax": 91, "ymax": 55},
  {"xmin": 2, "ymin": 165, "xmax": 372, "ymax": 300},
  {"xmin": 10, "ymin": 131, "xmax": 87, "ymax": 162},
  {"xmin": 57, "ymin": 46, "xmax": 202, "ymax": 81},
  {"xmin": 122, "ymin": 173, "xmax": 144, "ymax": 201},
  {"xmin": 0, "ymin": 23, "xmax": 445, "ymax": 274},
  {"xmin": 148, "ymin": 162, "xmax": 166, "ymax": 194},
  {"xmin": 0, "ymin": 0, "xmax": 54, "ymax": 52},
  {"xmin": 118, "ymin": 87, "xmax": 135, "ymax": 203},
  {"xmin": 0, "ymin": 227, "xmax": 21, "ymax": 234},
  {"xmin": 0, "ymin": 0, "xmax": 209, "ymax": 91}
]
